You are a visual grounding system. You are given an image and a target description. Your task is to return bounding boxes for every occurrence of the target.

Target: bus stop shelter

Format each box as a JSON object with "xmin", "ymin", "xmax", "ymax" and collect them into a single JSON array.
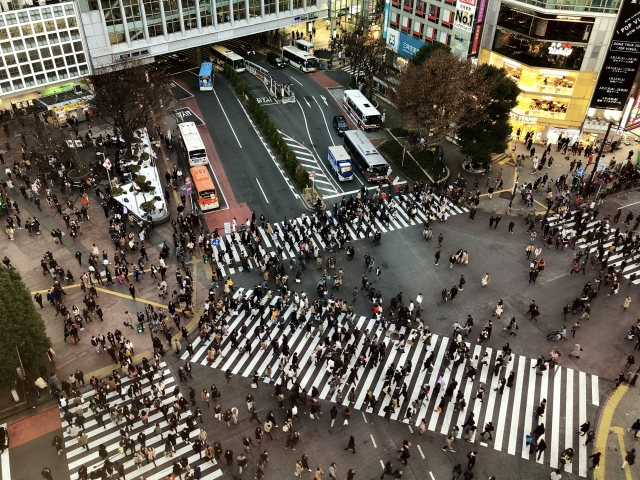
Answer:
[
  {"xmin": 246, "ymin": 60, "xmax": 295, "ymax": 103},
  {"xmin": 268, "ymin": 70, "xmax": 294, "ymax": 103}
]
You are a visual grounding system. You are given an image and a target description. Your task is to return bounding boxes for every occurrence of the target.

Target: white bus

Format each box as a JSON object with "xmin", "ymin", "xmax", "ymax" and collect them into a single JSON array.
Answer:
[
  {"xmin": 282, "ymin": 46, "xmax": 318, "ymax": 73},
  {"xmin": 295, "ymin": 39, "xmax": 315, "ymax": 55},
  {"xmin": 343, "ymin": 130, "xmax": 389, "ymax": 182},
  {"xmin": 210, "ymin": 45, "xmax": 246, "ymax": 73},
  {"xmin": 177, "ymin": 122, "xmax": 208, "ymax": 167},
  {"xmin": 343, "ymin": 89, "xmax": 382, "ymax": 131}
]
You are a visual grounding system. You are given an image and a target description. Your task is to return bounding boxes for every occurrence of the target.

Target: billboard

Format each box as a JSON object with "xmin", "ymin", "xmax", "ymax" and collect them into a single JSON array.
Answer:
[
  {"xmin": 397, "ymin": 33, "xmax": 424, "ymax": 59},
  {"xmin": 386, "ymin": 27, "xmax": 399, "ymax": 53},
  {"xmin": 451, "ymin": 0, "xmax": 477, "ymax": 58},
  {"xmin": 590, "ymin": 0, "xmax": 640, "ymax": 110}
]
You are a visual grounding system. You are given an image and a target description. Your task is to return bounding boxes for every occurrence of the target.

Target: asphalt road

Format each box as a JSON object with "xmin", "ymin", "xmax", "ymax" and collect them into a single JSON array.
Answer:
[
  {"xmin": 240, "ymin": 53, "xmax": 372, "ymax": 192},
  {"xmin": 173, "ymin": 68, "xmax": 303, "ymax": 220}
]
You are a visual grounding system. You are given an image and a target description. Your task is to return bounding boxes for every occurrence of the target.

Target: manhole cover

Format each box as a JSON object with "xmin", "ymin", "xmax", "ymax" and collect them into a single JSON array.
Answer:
[
  {"xmin": 498, "ymin": 191, "xmax": 512, "ymax": 200},
  {"xmin": 387, "ymin": 331, "xmax": 400, "ymax": 340}
]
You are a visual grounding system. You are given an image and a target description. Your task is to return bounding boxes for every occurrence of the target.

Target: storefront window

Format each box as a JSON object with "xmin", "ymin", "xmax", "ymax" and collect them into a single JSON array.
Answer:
[
  {"xmin": 514, "ymin": 95, "xmax": 568, "ymax": 120},
  {"xmin": 493, "ymin": 28, "xmax": 585, "ymax": 70},
  {"xmin": 497, "ymin": 4, "xmax": 593, "ymax": 43}
]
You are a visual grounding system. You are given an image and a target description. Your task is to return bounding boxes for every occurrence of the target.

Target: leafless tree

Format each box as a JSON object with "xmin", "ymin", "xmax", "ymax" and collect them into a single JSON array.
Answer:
[
  {"xmin": 89, "ymin": 58, "xmax": 174, "ymax": 149},
  {"xmin": 341, "ymin": 22, "xmax": 388, "ymax": 100},
  {"xmin": 393, "ymin": 50, "xmax": 492, "ymax": 147}
]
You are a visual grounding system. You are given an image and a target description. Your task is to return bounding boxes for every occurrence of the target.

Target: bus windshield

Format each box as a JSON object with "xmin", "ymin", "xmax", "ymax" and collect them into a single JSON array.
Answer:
[
  {"xmin": 190, "ymin": 149, "xmax": 206, "ymax": 161},
  {"xmin": 305, "ymin": 58, "xmax": 319, "ymax": 70},
  {"xmin": 364, "ymin": 114, "xmax": 382, "ymax": 126},
  {"xmin": 199, "ymin": 188, "xmax": 217, "ymax": 199},
  {"xmin": 233, "ymin": 58, "xmax": 245, "ymax": 71}
]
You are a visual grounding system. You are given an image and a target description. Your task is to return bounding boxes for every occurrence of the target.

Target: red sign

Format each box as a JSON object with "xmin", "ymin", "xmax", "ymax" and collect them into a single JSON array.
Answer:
[
  {"xmin": 471, "ymin": 24, "xmax": 482, "ymax": 55},
  {"xmin": 459, "ymin": 0, "xmax": 477, "ymax": 6}
]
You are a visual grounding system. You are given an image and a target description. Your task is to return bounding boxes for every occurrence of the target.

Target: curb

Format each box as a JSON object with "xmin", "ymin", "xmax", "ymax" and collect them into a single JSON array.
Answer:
[{"xmin": 593, "ymin": 384, "xmax": 628, "ymax": 479}]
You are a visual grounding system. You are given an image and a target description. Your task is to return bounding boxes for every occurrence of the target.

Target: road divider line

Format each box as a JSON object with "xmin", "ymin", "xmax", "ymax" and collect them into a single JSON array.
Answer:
[
  {"xmin": 362, "ymin": 412, "xmax": 367, "ymax": 423},
  {"xmin": 255, "ymin": 178, "xmax": 269, "ymax": 204},
  {"xmin": 291, "ymin": 77, "xmax": 303, "ymax": 86},
  {"xmin": 213, "ymin": 89, "xmax": 242, "ymax": 148},
  {"xmin": 370, "ymin": 434, "xmax": 377, "ymax": 448},
  {"xmin": 312, "ymin": 96, "xmax": 336, "ymax": 147},
  {"xmin": 417, "ymin": 445, "xmax": 425, "ymax": 459}
]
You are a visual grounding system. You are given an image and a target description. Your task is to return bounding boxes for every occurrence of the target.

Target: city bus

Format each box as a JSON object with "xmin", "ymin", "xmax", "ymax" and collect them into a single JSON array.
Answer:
[
  {"xmin": 343, "ymin": 130, "xmax": 389, "ymax": 182},
  {"xmin": 210, "ymin": 45, "xmax": 246, "ymax": 73},
  {"xmin": 198, "ymin": 62, "xmax": 214, "ymax": 91},
  {"xmin": 343, "ymin": 89, "xmax": 382, "ymax": 131},
  {"xmin": 281, "ymin": 46, "xmax": 318, "ymax": 73},
  {"xmin": 177, "ymin": 122, "xmax": 208, "ymax": 167},
  {"xmin": 190, "ymin": 166, "xmax": 219, "ymax": 211},
  {"xmin": 295, "ymin": 39, "xmax": 315, "ymax": 55}
]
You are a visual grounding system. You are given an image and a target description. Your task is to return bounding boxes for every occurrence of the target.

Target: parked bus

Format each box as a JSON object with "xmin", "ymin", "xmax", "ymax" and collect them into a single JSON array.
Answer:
[
  {"xmin": 198, "ymin": 62, "xmax": 214, "ymax": 91},
  {"xmin": 190, "ymin": 166, "xmax": 219, "ymax": 211},
  {"xmin": 295, "ymin": 39, "xmax": 315, "ymax": 55},
  {"xmin": 343, "ymin": 130, "xmax": 389, "ymax": 182},
  {"xmin": 281, "ymin": 46, "xmax": 318, "ymax": 73},
  {"xmin": 178, "ymin": 122, "xmax": 208, "ymax": 167},
  {"xmin": 343, "ymin": 89, "xmax": 382, "ymax": 131},
  {"xmin": 210, "ymin": 45, "xmax": 246, "ymax": 73}
]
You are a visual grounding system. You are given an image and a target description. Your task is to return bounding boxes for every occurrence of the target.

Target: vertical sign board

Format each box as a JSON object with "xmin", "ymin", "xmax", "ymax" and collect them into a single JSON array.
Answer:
[
  {"xmin": 387, "ymin": 27, "xmax": 400, "ymax": 54},
  {"xmin": 383, "ymin": 0, "xmax": 391, "ymax": 39},
  {"xmin": 451, "ymin": 0, "xmax": 477, "ymax": 59},
  {"xmin": 590, "ymin": 0, "xmax": 640, "ymax": 110}
]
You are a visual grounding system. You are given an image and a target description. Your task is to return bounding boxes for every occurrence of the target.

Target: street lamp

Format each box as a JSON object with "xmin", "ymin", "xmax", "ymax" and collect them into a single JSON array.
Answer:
[{"xmin": 631, "ymin": 365, "xmax": 640, "ymax": 386}]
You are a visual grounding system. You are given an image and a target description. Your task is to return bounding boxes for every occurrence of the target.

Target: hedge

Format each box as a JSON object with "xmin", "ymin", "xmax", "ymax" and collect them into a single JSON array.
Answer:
[{"xmin": 221, "ymin": 65, "xmax": 311, "ymax": 190}]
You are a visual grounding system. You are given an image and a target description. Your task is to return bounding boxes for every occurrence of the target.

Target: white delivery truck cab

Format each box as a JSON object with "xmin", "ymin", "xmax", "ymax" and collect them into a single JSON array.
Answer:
[{"xmin": 328, "ymin": 146, "xmax": 353, "ymax": 181}]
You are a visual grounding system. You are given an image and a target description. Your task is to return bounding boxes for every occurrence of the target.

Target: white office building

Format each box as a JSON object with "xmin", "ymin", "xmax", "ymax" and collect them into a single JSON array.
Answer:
[
  {"xmin": 0, "ymin": 0, "xmax": 327, "ymax": 109},
  {"xmin": 0, "ymin": 0, "xmax": 91, "ymax": 109}
]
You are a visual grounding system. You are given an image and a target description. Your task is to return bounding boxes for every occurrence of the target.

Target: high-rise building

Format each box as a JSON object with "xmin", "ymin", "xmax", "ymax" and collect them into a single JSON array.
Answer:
[
  {"xmin": 0, "ymin": 1, "xmax": 91, "ymax": 109},
  {"xmin": 477, "ymin": 0, "xmax": 637, "ymax": 145},
  {"xmin": 0, "ymin": 0, "xmax": 328, "ymax": 110}
]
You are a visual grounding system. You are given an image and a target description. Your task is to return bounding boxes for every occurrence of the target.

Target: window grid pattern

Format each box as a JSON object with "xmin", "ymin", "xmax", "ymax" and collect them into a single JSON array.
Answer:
[{"xmin": 0, "ymin": 2, "xmax": 88, "ymax": 95}]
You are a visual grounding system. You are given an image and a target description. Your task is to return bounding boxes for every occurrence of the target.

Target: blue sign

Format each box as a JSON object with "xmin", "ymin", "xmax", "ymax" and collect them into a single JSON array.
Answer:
[
  {"xmin": 398, "ymin": 33, "xmax": 424, "ymax": 59},
  {"xmin": 576, "ymin": 168, "xmax": 585, "ymax": 176},
  {"xmin": 383, "ymin": 0, "xmax": 391, "ymax": 39},
  {"xmin": 211, "ymin": 238, "xmax": 221, "ymax": 247}
]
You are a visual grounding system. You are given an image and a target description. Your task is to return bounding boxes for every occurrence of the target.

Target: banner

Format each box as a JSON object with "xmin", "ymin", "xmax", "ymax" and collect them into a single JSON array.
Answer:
[{"xmin": 590, "ymin": 0, "xmax": 640, "ymax": 110}]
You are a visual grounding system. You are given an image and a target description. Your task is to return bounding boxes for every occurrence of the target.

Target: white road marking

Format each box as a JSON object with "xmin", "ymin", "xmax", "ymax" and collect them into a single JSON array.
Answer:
[
  {"xmin": 213, "ymin": 89, "xmax": 242, "ymax": 148},
  {"xmin": 255, "ymin": 178, "xmax": 269, "ymax": 203},
  {"xmin": 362, "ymin": 412, "xmax": 367, "ymax": 423},
  {"xmin": 417, "ymin": 445, "xmax": 425, "ymax": 459},
  {"xmin": 370, "ymin": 434, "xmax": 377, "ymax": 448},
  {"xmin": 291, "ymin": 77, "xmax": 303, "ymax": 86}
]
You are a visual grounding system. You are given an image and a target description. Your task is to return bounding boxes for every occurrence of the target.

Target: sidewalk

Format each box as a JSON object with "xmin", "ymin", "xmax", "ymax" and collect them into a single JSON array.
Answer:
[
  {"xmin": 0, "ymin": 110, "xmax": 209, "ymax": 414},
  {"xmin": 594, "ymin": 383, "xmax": 640, "ymax": 480}
]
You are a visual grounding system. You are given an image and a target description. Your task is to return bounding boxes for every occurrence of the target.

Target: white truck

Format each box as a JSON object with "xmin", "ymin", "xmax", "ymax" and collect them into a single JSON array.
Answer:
[{"xmin": 328, "ymin": 146, "xmax": 353, "ymax": 181}]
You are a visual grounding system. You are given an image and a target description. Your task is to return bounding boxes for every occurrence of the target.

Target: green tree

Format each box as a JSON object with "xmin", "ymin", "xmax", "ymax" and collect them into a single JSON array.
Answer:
[
  {"xmin": 457, "ymin": 64, "xmax": 520, "ymax": 164},
  {"xmin": 0, "ymin": 268, "xmax": 51, "ymax": 386},
  {"xmin": 410, "ymin": 42, "xmax": 451, "ymax": 67}
]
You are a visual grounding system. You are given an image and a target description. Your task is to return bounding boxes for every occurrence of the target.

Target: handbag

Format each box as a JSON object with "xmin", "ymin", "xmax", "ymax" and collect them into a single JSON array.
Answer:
[
  {"xmin": 343, "ymin": 419, "xmax": 349, "ymax": 425},
  {"xmin": 251, "ymin": 383, "xmax": 257, "ymax": 389},
  {"xmin": 283, "ymin": 424, "xmax": 289, "ymax": 432}
]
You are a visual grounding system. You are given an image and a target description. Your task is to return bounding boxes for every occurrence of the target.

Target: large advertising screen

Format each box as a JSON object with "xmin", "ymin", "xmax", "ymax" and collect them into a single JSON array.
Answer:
[{"xmin": 590, "ymin": 0, "xmax": 640, "ymax": 110}]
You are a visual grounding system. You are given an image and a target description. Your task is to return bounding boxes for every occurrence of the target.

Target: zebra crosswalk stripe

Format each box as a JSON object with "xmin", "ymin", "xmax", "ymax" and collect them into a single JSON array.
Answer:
[
  {"xmin": 58, "ymin": 363, "xmax": 223, "ymax": 480},
  {"xmin": 185, "ymin": 291, "xmax": 598, "ymax": 476},
  {"xmin": 210, "ymin": 195, "xmax": 469, "ymax": 277}
]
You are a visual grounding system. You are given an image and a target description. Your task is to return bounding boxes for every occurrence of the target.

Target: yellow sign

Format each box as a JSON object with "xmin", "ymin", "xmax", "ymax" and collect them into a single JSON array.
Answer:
[{"xmin": 51, "ymin": 101, "xmax": 85, "ymax": 113}]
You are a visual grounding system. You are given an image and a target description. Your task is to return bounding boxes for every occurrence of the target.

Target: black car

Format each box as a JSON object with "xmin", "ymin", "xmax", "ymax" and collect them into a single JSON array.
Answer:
[
  {"xmin": 154, "ymin": 56, "xmax": 168, "ymax": 65},
  {"xmin": 333, "ymin": 115, "xmax": 349, "ymax": 136},
  {"xmin": 238, "ymin": 43, "xmax": 256, "ymax": 56},
  {"xmin": 165, "ymin": 53, "xmax": 188, "ymax": 63}
]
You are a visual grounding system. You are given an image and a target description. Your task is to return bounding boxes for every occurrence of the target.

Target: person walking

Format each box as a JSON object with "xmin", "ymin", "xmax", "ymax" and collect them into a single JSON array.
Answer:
[
  {"xmin": 437, "ymin": 234, "xmax": 444, "ymax": 249},
  {"xmin": 329, "ymin": 462, "xmax": 337, "ymax": 479},
  {"xmin": 380, "ymin": 461, "xmax": 394, "ymax": 479},
  {"xmin": 623, "ymin": 296, "xmax": 632, "ymax": 311},
  {"xmin": 587, "ymin": 451, "xmax": 601, "ymax": 470},
  {"xmin": 41, "ymin": 468, "xmax": 54, "ymax": 480},
  {"xmin": 481, "ymin": 273, "xmax": 490, "ymax": 287},
  {"xmin": 315, "ymin": 466, "xmax": 324, "ymax": 480},
  {"xmin": 295, "ymin": 460, "xmax": 304, "ymax": 477},
  {"xmin": 345, "ymin": 435, "xmax": 356, "ymax": 453},
  {"xmin": 435, "ymin": 251, "xmax": 440, "ymax": 266},
  {"xmin": 622, "ymin": 448, "xmax": 636, "ymax": 469},
  {"xmin": 467, "ymin": 451, "xmax": 477, "ymax": 471}
]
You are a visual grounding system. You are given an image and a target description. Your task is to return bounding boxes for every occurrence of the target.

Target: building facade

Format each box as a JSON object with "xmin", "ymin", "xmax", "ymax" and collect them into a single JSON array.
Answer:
[
  {"xmin": 78, "ymin": 0, "xmax": 327, "ymax": 70},
  {"xmin": 478, "ymin": 0, "xmax": 628, "ymax": 145},
  {"xmin": 0, "ymin": 0, "xmax": 91, "ymax": 108},
  {"xmin": 0, "ymin": 0, "xmax": 327, "ymax": 108}
]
